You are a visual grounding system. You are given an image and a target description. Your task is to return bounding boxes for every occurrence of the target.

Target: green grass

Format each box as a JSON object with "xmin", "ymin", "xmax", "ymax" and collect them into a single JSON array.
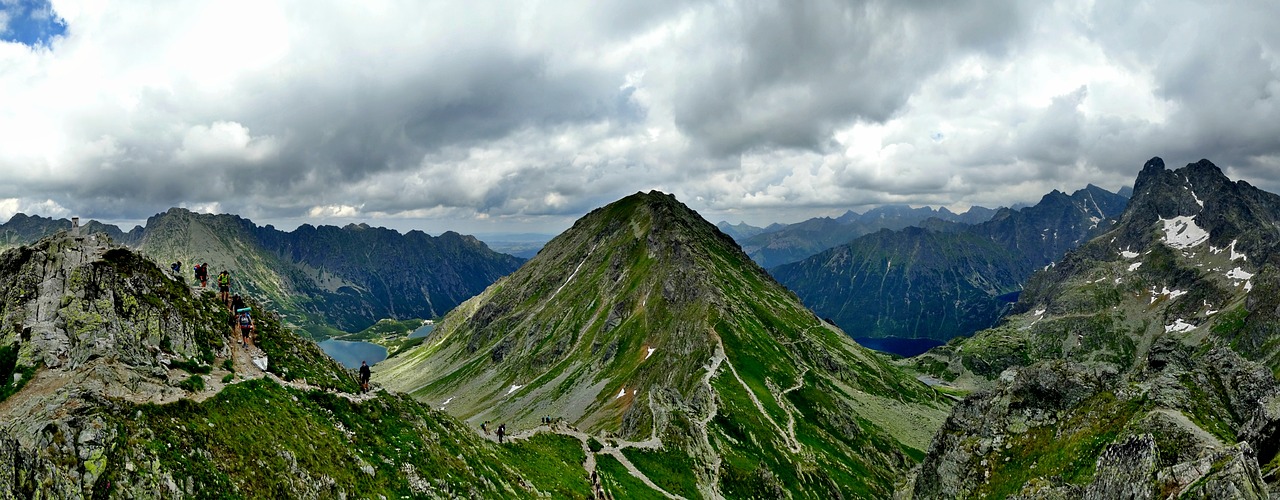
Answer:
[
  {"xmin": 0, "ymin": 343, "xmax": 34, "ymax": 404},
  {"xmin": 94, "ymin": 378, "xmax": 586, "ymax": 498},
  {"xmin": 622, "ymin": 447, "xmax": 701, "ymax": 499},
  {"xmin": 177, "ymin": 375, "xmax": 205, "ymax": 393},
  {"xmin": 595, "ymin": 454, "xmax": 666, "ymax": 499},
  {"xmin": 170, "ymin": 358, "xmax": 212, "ymax": 374},
  {"xmin": 501, "ymin": 433, "xmax": 591, "ymax": 497}
]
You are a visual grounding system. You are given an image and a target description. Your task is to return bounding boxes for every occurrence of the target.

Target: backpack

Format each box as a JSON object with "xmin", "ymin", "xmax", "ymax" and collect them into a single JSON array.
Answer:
[{"xmin": 239, "ymin": 313, "xmax": 252, "ymax": 328}]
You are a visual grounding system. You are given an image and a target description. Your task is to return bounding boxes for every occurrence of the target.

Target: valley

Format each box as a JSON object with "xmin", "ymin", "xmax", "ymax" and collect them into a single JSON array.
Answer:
[{"xmin": 6, "ymin": 157, "xmax": 1280, "ymax": 498}]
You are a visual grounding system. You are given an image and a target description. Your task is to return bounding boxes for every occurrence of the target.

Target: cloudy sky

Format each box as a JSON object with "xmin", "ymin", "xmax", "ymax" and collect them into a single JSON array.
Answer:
[{"xmin": 1, "ymin": 0, "xmax": 1277, "ymax": 235}]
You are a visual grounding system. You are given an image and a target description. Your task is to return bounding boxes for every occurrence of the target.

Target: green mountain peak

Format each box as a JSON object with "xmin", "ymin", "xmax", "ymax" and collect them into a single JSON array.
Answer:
[{"xmin": 376, "ymin": 190, "xmax": 952, "ymax": 497}]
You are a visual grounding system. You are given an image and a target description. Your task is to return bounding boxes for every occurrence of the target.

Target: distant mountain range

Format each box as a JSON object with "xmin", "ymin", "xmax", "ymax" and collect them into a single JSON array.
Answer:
[
  {"xmin": 773, "ymin": 184, "xmax": 1130, "ymax": 342},
  {"xmin": 723, "ymin": 204, "xmax": 1000, "ymax": 268},
  {"xmin": 0, "ymin": 209, "xmax": 523, "ymax": 337}
]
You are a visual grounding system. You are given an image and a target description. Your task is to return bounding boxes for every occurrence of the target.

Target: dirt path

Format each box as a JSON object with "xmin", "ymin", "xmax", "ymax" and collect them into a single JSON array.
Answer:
[
  {"xmin": 486, "ymin": 422, "xmax": 680, "ymax": 499},
  {"xmin": 721, "ymin": 348, "xmax": 799, "ymax": 453}
]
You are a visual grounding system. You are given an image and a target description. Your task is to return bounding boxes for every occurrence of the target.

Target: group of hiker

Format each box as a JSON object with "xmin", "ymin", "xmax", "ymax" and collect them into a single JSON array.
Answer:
[
  {"xmin": 480, "ymin": 421, "xmax": 508, "ymax": 443},
  {"xmin": 170, "ymin": 260, "xmax": 255, "ymax": 348}
]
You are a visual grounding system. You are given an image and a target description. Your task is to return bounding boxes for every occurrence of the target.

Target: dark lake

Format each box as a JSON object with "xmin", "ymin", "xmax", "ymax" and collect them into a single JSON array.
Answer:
[
  {"xmin": 853, "ymin": 337, "xmax": 945, "ymax": 358},
  {"xmin": 319, "ymin": 339, "xmax": 387, "ymax": 369},
  {"xmin": 408, "ymin": 324, "xmax": 435, "ymax": 339}
]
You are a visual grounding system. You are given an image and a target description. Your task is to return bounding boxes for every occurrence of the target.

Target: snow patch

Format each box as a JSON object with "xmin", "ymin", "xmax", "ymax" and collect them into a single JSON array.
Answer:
[
  {"xmin": 1121, "ymin": 250, "xmax": 1140, "ymax": 259},
  {"xmin": 1245, "ymin": 281, "xmax": 1253, "ymax": 292},
  {"xmin": 645, "ymin": 347, "xmax": 655, "ymax": 360},
  {"xmin": 1128, "ymin": 262, "xmax": 1143, "ymax": 272},
  {"xmin": 507, "ymin": 385, "xmax": 524, "ymax": 395},
  {"xmin": 1034, "ymin": 309, "xmax": 1046, "ymax": 316},
  {"xmin": 616, "ymin": 388, "xmax": 626, "ymax": 399},
  {"xmin": 1230, "ymin": 240, "xmax": 1247, "ymax": 261},
  {"xmin": 1165, "ymin": 319, "xmax": 1196, "ymax": 333},
  {"xmin": 1159, "ymin": 216, "xmax": 1209, "ymax": 249},
  {"xmin": 1226, "ymin": 267, "xmax": 1254, "ymax": 280}
]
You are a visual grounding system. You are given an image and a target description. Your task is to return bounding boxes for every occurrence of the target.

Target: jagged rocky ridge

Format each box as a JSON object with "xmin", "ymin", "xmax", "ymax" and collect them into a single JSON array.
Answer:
[
  {"xmin": 375, "ymin": 190, "xmax": 954, "ymax": 498},
  {"xmin": 0, "ymin": 232, "xmax": 589, "ymax": 498},
  {"xmin": 0, "ymin": 208, "xmax": 525, "ymax": 337},
  {"xmin": 905, "ymin": 158, "xmax": 1280, "ymax": 498},
  {"xmin": 774, "ymin": 184, "xmax": 1128, "ymax": 342}
]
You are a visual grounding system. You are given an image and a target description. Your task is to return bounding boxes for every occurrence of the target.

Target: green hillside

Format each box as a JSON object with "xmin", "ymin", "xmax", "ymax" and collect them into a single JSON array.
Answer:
[{"xmin": 376, "ymin": 190, "xmax": 953, "ymax": 497}]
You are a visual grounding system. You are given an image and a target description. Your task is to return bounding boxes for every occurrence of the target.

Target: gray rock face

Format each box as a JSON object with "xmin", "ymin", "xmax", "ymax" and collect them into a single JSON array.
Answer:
[
  {"xmin": 912, "ymin": 345, "xmax": 1280, "ymax": 499},
  {"xmin": 0, "ymin": 232, "xmax": 227, "ymax": 497}
]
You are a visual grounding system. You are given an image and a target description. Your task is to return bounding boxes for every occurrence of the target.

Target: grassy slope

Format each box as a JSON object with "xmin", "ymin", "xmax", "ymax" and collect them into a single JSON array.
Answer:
[{"xmin": 375, "ymin": 192, "xmax": 952, "ymax": 497}]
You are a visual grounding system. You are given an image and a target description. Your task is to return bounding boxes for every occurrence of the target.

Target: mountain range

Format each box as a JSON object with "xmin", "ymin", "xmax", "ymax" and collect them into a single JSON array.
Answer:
[
  {"xmin": 905, "ymin": 158, "xmax": 1280, "ymax": 497},
  {"xmin": 8, "ymin": 157, "xmax": 1280, "ymax": 497},
  {"xmin": 773, "ymin": 184, "xmax": 1129, "ymax": 342},
  {"xmin": 726, "ymin": 204, "xmax": 1000, "ymax": 268},
  {"xmin": 0, "ymin": 208, "xmax": 523, "ymax": 337}
]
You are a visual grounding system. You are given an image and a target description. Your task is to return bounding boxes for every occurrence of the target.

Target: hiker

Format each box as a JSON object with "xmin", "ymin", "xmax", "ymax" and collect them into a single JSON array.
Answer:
[
  {"xmin": 237, "ymin": 311, "xmax": 254, "ymax": 348},
  {"xmin": 481, "ymin": 421, "xmax": 488, "ymax": 434},
  {"xmin": 171, "ymin": 261, "xmax": 181, "ymax": 275},
  {"xmin": 217, "ymin": 270, "xmax": 231, "ymax": 304},
  {"xmin": 231, "ymin": 294, "xmax": 246, "ymax": 313},
  {"xmin": 497, "ymin": 424, "xmax": 506, "ymax": 444},
  {"xmin": 359, "ymin": 361, "xmax": 371, "ymax": 394},
  {"xmin": 194, "ymin": 263, "xmax": 208, "ymax": 288}
]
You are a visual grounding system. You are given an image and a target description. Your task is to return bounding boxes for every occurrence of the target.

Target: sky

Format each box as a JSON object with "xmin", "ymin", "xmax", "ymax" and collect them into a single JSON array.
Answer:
[{"xmin": 1, "ymin": 0, "xmax": 1278, "ymax": 235}]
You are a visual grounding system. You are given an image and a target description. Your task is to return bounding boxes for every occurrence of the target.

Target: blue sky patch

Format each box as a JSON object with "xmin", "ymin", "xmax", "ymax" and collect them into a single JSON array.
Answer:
[{"xmin": 1, "ymin": 0, "xmax": 67, "ymax": 48}]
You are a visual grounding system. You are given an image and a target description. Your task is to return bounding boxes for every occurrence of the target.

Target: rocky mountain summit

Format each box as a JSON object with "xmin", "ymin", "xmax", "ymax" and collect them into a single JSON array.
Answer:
[
  {"xmin": 906, "ymin": 158, "xmax": 1280, "ymax": 498},
  {"xmin": 0, "ymin": 232, "xmax": 589, "ymax": 497},
  {"xmin": 775, "ymin": 184, "xmax": 1128, "ymax": 342},
  {"xmin": 376, "ymin": 190, "xmax": 953, "ymax": 497}
]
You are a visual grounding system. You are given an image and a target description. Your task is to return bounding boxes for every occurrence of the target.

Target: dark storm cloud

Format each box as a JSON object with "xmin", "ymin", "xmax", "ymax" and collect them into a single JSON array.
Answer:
[
  {"xmin": 3, "ymin": 1, "xmax": 1280, "ymax": 233},
  {"xmin": 669, "ymin": 0, "xmax": 1027, "ymax": 156}
]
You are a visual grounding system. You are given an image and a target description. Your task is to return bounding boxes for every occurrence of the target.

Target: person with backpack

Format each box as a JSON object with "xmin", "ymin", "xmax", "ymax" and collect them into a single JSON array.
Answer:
[
  {"xmin": 217, "ymin": 270, "xmax": 231, "ymax": 304},
  {"xmin": 497, "ymin": 424, "xmax": 506, "ymax": 444},
  {"xmin": 171, "ymin": 261, "xmax": 181, "ymax": 276},
  {"xmin": 194, "ymin": 263, "xmax": 208, "ymax": 288},
  {"xmin": 237, "ymin": 310, "xmax": 254, "ymax": 348},
  {"xmin": 359, "ymin": 361, "xmax": 371, "ymax": 394}
]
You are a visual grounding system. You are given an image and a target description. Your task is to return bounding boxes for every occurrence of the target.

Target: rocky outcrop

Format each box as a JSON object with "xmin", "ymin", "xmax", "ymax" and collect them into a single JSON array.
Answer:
[
  {"xmin": 0, "ymin": 233, "xmax": 592, "ymax": 497},
  {"xmin": 913, "ymin": 345, "xmax": 1279, "ymax": 498},
  {"xmin": 910, "ymin": 158, "xmax": 1280, "ymax": 499}
]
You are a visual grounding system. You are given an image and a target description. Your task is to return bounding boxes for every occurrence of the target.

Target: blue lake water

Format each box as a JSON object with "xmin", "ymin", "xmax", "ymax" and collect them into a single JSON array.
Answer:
[
  {"xmin": 853, "ymin": 337, "xmax": 945, "ymax": 358},
  {"xmin": 319, "ymin": 339, "xmax": 387, "ymax": 369},
  {"xmin": 408, "ymin": 324, "xmax": 435, "ymax": 339}
]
